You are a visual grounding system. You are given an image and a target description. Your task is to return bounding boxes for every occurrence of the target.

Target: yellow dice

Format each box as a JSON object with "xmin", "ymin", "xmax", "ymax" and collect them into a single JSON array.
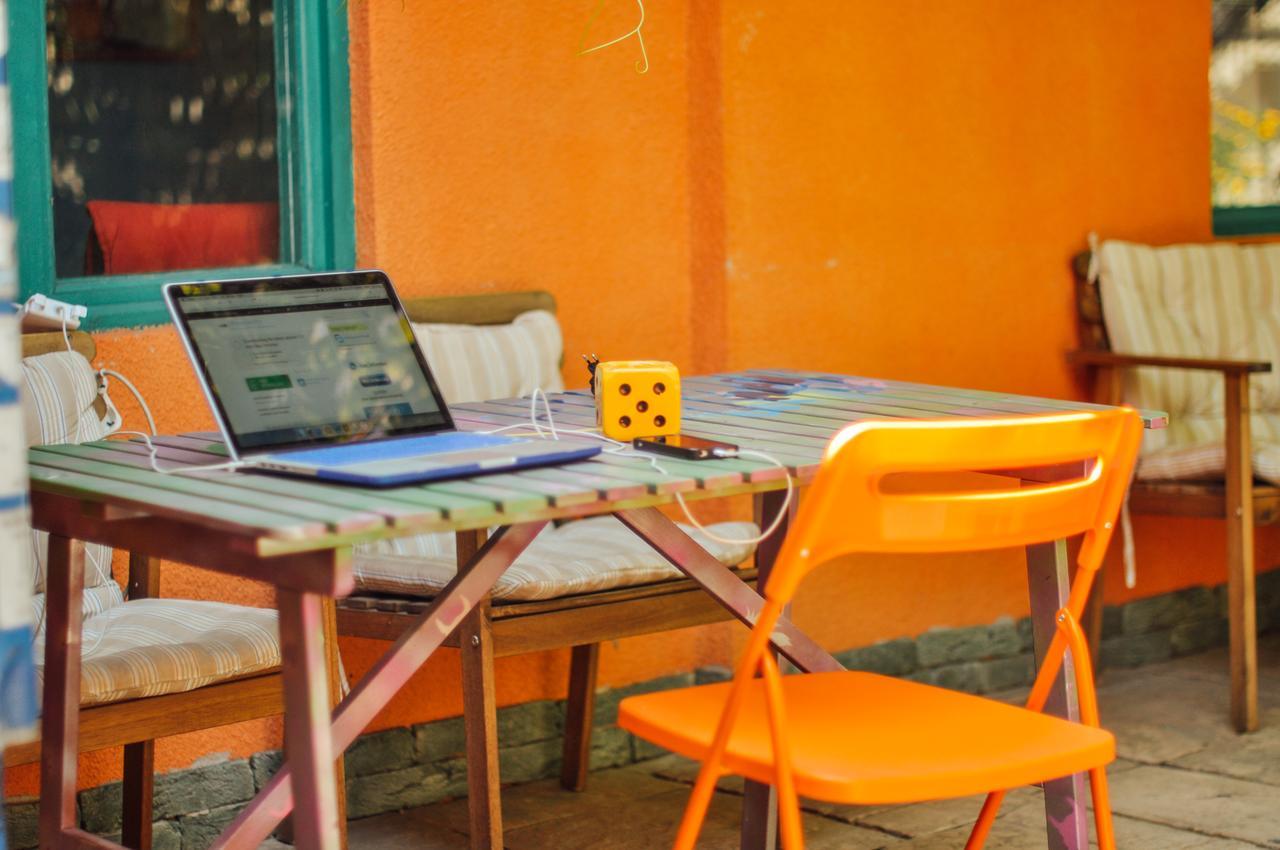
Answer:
[{"xmin": 594, "ymin": 360, "xmax": 681, "ymax": 441}]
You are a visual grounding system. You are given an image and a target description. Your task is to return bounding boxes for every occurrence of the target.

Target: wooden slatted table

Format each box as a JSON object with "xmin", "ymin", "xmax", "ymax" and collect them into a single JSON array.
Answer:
[{"xmin": 28, "ymin": 369, "xmax": 1166, "ymax": 850}]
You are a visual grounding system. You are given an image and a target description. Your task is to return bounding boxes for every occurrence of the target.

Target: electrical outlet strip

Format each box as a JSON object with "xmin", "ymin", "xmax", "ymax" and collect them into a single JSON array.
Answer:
[{"xmin": 20, "ymin": 294, "xmax": 88, "ymax": 333}]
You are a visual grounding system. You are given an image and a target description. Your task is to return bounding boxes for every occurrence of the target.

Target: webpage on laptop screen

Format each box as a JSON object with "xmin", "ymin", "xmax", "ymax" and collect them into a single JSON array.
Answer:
[{"xmin": 182, "ymin": 284, "xmax": 448, "ymax": 450}]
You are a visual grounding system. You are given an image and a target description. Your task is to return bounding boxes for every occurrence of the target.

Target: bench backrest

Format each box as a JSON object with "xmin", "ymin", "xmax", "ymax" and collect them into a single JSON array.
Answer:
[
  {"xmin": 1074, "ymin": 241, "xmax": 1280, "ymax": 460},
  {"xmin": 401, "ymin": 290, "xmax": 565, "ymax": 405},
  {"xmin": 20, "ymin": 331, "xmax": 121, "ymax": 626}
]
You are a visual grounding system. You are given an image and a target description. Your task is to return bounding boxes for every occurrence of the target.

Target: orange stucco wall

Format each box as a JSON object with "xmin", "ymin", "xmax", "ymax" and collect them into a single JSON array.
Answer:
[{"xmin": 9, "ymin": 0, "xmax": 1277, "ymax": 798}]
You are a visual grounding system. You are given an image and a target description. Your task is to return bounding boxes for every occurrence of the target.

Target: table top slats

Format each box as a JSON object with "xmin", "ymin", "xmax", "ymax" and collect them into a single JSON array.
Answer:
[
  {"xmin": 680, "ymin": 393, "xmax": 868, "ymax": 429},
  {"xmin": 470, "ymin": 395, "xmax": 828, "ymax": 464},
  {"xmin": 167, "ymin": 432, "xmax": 510, "ymax": 523},
  {"xmin": 541, "ymin": 392, "xmax": 832, "ymax": 452},
  {"xmin": 567, "ymin": 457, "xmax": 698, "ymax": 494},
  {"xmin": 28, "ymin": 456, "xmax": 327, "ymax": 539},
  {"xmin": 422, "ymin": 479, "xmax": 550, "ymax": 515},
  {"xmin": 154, "ymin": 434, "xmax": 231, "ymax": 454},
  {"xmin": 461, "ymin": 397, "xmax": 821, "ymax": 478},
  {"xmin": 505, "ymin": 466, "xmax": 648, "ymax": 501},
  {"xmin": 27, "ymin": 370, "xmax": 1163, "ymax": 553},
  {"xmin": 103, "ymin": 440, "xmax": 442, "ymax": 528},
  {"xmin": 443, "ymin": 409, "xmax": 710, "ymax": 494},
  {"xmin": 740, "ymin": 369, "xmax": 1170, "ymax": 428},
  {"xmin": 681, "ymin": 401, "xmax": 843, "ymax": 440},
  {"xmin": 683, "ymin": 377, "xmax": 978, "ymax": 422},
  {"xmin": 37, "ymin": 443, "xmax": 388, "ymax": 534},
  {"xmin": 476, "ymin": 472, "xmax": 602, "ymax": 508}
]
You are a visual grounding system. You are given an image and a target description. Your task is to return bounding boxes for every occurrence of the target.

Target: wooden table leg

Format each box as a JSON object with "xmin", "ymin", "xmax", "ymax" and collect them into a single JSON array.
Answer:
[
  {"xmin": 121, "ymin": 742, "xmax": 155, "ymax": 850},
  {"xmin": 560, "ymin": 643, "xmax": 600, "ymax": 792},
  {"xmin": 123, "ymin": 553, "xmax": 159, "ymax": 850},
  {"xmin": 740, "ymin": 490, "xmax": 794, "ymax": 850},
  {"xmin": 459, "ymin": 529, "xmax": 502, "ymax": 850},
  {"xmin": 40, "ymin": 535, "xmax": 86, "ymax": 850},
  {"xmin": 320, "ymin": 598, "xmax": 349, "ymax": 850},
  {"xmin": 212, "ymin": 522, "xmax": 548, "ymax": 850},
  {"xmin": 1026, "ymin": 539, "xmax": 1089, "ymax": 850},
  {"xmin": 278, "ymin": 590, "xmax": 341, "ymax": 850}
]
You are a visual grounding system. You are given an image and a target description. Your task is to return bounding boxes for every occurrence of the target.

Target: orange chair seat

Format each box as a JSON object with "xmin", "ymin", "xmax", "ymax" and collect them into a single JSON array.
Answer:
[{"xmin": 618, "ymin": 671, "xmax": 1114, "ymax": 805}]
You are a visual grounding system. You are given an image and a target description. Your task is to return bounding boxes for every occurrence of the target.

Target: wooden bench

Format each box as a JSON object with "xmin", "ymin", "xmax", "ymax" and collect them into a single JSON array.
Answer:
[
  {"xmin": 1070, "ymin": 250, "xmax": 1273, "ymax": 733},
  {"xmin": 7, "ymin": 331, "xmax": 345, "ymax": 850},
  {"xmin": 335, "ymin": 292, "xmax": 763, "ymax": 850}
]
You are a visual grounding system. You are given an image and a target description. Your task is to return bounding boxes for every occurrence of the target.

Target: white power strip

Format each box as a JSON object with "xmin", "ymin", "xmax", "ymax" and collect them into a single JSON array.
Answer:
[{"xmin": 20, "ymin": 294, "xmax": 88, "ymax": 332}]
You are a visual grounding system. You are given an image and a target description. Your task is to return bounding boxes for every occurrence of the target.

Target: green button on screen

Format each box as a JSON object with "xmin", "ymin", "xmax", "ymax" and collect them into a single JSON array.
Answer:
[{"xmin": 246, "ymin": 374, "xmax": 292, "ymax": 392}]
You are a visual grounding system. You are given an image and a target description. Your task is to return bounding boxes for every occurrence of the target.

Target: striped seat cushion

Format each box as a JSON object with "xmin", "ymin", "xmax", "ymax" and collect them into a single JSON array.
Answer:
[
  {"xmin": 33, "ymin": 598, "xmax": 280, "ymax": 706},
  {"xmin": 354, "ymin": 516, "xmax": 759, "ymax": 601},
  {"xmin": 411, "ymin": 310, "xmax": 564, "ymax": 404},
  {"xmin": 1098, "ymin": 241, "xmax": 1280, "ymax": 484},
  {"xmin": 20, "ymin": 351, "xmax": 117, "ymax": 623}
]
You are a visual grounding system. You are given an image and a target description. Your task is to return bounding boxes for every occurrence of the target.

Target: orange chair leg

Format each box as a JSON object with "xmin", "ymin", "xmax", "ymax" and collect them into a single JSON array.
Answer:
[
  {"xmin": 1089, "ymin": 766, "xmax": 1116, "ymax": 850},
  {"xmin": 674, "ymin": 600, "xmax": 787, "ymax": 850},
  {"xmin": 674, "ymin": 761, "xmax": 721, "ymax": 850},
  {"xmin": 760, "ymin": 654, "xmax": 803, "ymax": 850},
  {"xmin": 965, "ymin": 789, "xmax": 1006, "ymax": 850}
]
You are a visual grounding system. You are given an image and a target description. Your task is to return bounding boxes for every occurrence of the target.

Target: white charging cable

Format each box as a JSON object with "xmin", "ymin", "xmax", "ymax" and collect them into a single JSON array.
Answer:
[
  {"xmin": 96, "ymin": 366, "xmax": 247, "ymax": 475},
  {"xmin": 482, "ymin": 390, "xmax": 794, "ymax": 546},
  {"xmin": 99, "ymin": 368, "xmax": 156, "ymax": 436}
]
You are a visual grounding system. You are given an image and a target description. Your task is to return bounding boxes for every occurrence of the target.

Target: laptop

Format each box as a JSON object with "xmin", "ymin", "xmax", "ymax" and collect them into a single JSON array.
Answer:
[{"xmin": 163, "ymin": 271, "xmax": 600, "ymax": 486}]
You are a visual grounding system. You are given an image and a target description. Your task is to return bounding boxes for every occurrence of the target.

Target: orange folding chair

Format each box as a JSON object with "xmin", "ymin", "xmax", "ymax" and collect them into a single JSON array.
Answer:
[{"xmin": 618, "ymin": 409, "xmax": 1144, "ymax": 850}]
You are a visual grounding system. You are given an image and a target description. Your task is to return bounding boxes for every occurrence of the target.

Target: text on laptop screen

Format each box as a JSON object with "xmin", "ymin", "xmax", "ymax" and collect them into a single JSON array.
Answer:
[{"xmin": 174, "ymin": 278, "xmax": 450, "ymax": 451}]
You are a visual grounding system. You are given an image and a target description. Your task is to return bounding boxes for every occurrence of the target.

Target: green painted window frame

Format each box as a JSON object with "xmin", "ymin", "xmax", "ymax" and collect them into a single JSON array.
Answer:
[
  {"xmin": 8, "ymin": 1, "xmax": 356, "ymax": 330},
  {"xmin": 1212, "ymin": 205, "xmax": 1280, "ymax": 237}
]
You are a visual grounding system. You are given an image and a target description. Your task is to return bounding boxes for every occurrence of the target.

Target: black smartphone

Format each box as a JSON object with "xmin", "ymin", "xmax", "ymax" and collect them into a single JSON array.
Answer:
[{"xmin": 632, "ymin": 434, "xmax": 740, "ymax": 460}]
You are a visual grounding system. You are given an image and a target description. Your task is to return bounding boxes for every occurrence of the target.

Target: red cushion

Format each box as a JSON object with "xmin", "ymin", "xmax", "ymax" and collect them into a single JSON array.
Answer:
[{"xmin": 86, "ymin": 200, "xmax": 279, "ymax": 275}]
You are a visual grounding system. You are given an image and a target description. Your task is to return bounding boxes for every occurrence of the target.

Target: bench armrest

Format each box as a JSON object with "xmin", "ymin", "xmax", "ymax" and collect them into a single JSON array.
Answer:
[{"xmin": 1067, "ymin": 350, "xmax": 1272, "ymax": 375}]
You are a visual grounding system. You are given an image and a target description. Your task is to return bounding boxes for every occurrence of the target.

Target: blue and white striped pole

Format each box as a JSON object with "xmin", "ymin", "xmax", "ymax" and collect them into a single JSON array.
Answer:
[{"xmin": 0, "ymin": 1, "xmax": 37, "ymax": 845}]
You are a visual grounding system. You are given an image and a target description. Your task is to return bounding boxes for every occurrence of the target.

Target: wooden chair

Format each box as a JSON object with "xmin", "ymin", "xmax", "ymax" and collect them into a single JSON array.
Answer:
[
  {"xmin": 1070, "ymin": 246, "xmax": 1274, "ymax": 733},
  {"xmin": 6, "ymin": 331, "xmax": 345, "ymax": 850},
  {"xmin": 335, "ymin": 291, "xmax": 762, "ymax": 850}
]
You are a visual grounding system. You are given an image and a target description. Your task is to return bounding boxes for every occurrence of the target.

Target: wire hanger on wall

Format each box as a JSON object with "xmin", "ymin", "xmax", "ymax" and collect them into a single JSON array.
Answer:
[{"xmin": 579, "ymin": 0, "xmax": 649, "ymax": 74}]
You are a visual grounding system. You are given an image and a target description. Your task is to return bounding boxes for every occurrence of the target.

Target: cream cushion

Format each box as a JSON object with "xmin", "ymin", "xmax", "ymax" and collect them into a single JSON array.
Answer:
[
  {"xmin": 33, "ymin": 599, "xmax": 280, "ymax": 706},
  {"xmin": 355, "ymin": 516, "xmax": 758, "ymax": 601},
  {"xmin": 1098, "ymin": 240, "xmax": 1280, "ymax": 483},
  {"xmin": 20, "ymin": 351, "xmax": 116, "ymax": 620},
  {"xmin": 22, "ymin": 351, "xmax": 281, "ymax": 705},
  {"xmin": 411, "ymin": 310, "xmax": 564, "ymax": 405}
]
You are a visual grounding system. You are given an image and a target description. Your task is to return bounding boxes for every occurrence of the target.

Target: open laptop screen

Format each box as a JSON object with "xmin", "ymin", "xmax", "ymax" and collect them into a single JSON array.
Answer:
[{"xmin": 166, "ymin": 271, "xmax": 454, "ymax": 456}]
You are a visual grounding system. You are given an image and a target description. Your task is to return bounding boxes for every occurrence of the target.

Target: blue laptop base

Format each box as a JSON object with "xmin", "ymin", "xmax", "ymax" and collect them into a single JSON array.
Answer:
[
  {"xmin": 310, "ymin": 444, "xmax": 600, "ymax": 487},
  {"xmin": 253, "ymin": 431, "xmax": 602, "ymax": 488}
]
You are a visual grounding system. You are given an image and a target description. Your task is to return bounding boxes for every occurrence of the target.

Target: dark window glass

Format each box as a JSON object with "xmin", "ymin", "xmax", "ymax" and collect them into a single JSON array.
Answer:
[{"xmin": 45, "ymin": 0, "xmax": 279, "ymax": 278}]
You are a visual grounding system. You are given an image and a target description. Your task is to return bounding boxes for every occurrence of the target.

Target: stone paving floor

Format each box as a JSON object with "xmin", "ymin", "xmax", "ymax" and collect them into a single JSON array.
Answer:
[{"xmin": 348, "ymin": 634, "xmax": 1280, "ymax": 849}]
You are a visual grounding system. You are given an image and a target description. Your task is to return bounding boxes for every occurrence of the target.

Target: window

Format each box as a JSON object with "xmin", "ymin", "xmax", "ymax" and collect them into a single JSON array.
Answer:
[
  {"xmin": 9, "ymin": 0, "xmax": 354, "ymax": 329},
  {"xmin": 1212, "ymin": 0, "xmax": 1280, "ymax": 235}
]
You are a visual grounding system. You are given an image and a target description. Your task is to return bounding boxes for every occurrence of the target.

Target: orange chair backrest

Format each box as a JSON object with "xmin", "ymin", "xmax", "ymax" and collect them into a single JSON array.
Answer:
[{"xmin": 766, "ymin": 409, "xmax": 1144, "ymax": 602}]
